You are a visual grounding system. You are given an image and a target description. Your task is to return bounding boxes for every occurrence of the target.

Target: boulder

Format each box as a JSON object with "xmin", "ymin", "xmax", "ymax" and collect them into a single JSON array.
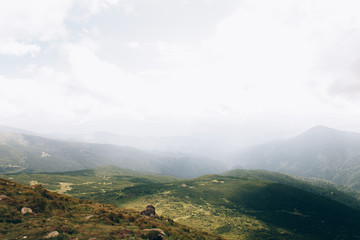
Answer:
[
  {"xmin": 142, "ymin": 228, "xmax": 166, "ymax": 240},
  {"xmin": 44, "ymin": 231, "xmax": 59, "ymax": 239},
  {"xmin": 84, "ymin": 215, "xmax": 94, "ymax": 220},
  {"xmin": 0, "ymin": 194, "xmax": 8, "ymax": 201},
  {"xmin": 21, "ymin": 207, "xmax": 33, "ymax": 214},
  {"xmin": 140, "ymin": 205, "xmax": 157, "ymax": 217}
]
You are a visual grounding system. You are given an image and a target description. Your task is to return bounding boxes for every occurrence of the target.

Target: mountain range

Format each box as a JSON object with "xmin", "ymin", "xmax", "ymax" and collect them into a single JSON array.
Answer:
[
  {"xmin": 0, "ymin": 130, "xmax": 225, "ymax": 178},
  {"xmin": 3, "ymin": 124, "xmax": 360, "ymax": 190}
]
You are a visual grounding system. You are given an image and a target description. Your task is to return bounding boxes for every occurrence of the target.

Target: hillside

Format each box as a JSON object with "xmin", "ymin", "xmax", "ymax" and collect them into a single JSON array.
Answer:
[
  {"xmin": 232, "ymin": 126, "xmax": 360, "ymax": 190},
  {"xmin": 111, "ymin": 175, "xmax": 360, "ymax": 240},
  {"xmin": 0, "ymin": 177, "xmax": 222, "ymax": 240},
  {"xmin": 11, "ymin": 169, "xmax": 360, "ymax": 240},
  {"xmin": 0, "ymin": 132, "xmax": 225, "ymax": 178},
  {"xmin": 222, "ymin": 169, "xmax": 360, "ymax": 210},
  {"xmin": 1, "ymin": 166, "xmax": 179, "ymax": 200},
  {"xmin": 6, "ymin": 166, "xmax": 360, "ymax": 211}
]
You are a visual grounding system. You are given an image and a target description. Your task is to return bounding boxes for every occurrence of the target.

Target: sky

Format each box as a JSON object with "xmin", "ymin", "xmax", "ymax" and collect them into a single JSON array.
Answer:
[{"xmin": 1, "ymin": 0, "xmax": 360, "ymax": 146}]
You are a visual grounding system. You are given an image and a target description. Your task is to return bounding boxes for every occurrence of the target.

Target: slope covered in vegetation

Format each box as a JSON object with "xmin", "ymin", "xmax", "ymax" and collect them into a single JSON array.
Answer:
[
  {"xmin": 0, "ymin": 178, "xmax": 221, "ymax": 240},
  {"xmin": 1, "ymin": 166, "xmax": 179, "ymax": 200},
  {"xmin": 115, "ymin": 175, "xmax": 360, "ymax": 240},
  {"xmin": 222, "ymin": 169, "xmax": 360, "ymax": 210},
  {"xmin": 4, "ymin": 167, "xmax": 360, "ymax": 239}
]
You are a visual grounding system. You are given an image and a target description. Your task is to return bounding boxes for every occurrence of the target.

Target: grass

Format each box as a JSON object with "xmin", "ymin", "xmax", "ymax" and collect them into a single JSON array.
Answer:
[
  {"xmin": 115, "ymin": 175, "xmax": 360, "ymax": 240},
  {"xmin": 0, "ymin": 177, "xmax": 222, "ymax": 240},
  {"xmin": 1, "ymin": 166, "xmax": 179, "ymax": 200}
]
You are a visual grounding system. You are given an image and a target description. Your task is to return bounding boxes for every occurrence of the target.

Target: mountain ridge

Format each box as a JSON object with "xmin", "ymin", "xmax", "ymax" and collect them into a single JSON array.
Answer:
[
  {"xmin": 0, "ymin": 131, "xmax": 225, "ymax": 178},
  {"xmin": 232, "ymin": 126, "xmax": 360, "ymax": 190}
]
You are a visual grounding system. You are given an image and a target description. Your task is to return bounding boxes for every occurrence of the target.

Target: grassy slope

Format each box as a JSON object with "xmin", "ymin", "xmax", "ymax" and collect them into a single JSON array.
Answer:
[
  {"xmin": 0, "ymin": 178, "xmax": 221, "ymax": 240},
  {"xmin": 2, "ymin": 166, "xmax": 178, "ymax": 199},
  {"xmin": 222, "ymin": 169, "xmax": 360, "ymax": 210},
  {"xmin": 116, "ymin": 175, "xmax": 360, "ymax": 240},
  {"xmin": 4, "ymin": 168, "xmax": 360, "ymax": 239}
]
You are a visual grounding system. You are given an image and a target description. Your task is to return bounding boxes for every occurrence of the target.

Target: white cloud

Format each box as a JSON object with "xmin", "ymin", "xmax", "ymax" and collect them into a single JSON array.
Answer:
[
  {"xmin": 149, "ymin": 0, "xmax": 360, "ymax": 116},
  {"xmin": 129, "ymin": 42, "xmax": 140, "ymax": 48},
  {"xmin": 0, "ymin": 0, "xmax": 73, "ymax": 41},
  {"xmin": 1, "ymin": 0, "xmax": 360, "ymax": 136},
  {"xmin": 0, "ymin": 39, "xmax": 40, "ymax": 57},
  {"xmin": 0, "ymin": 0, "xmax": 122, "ymax": 42}
]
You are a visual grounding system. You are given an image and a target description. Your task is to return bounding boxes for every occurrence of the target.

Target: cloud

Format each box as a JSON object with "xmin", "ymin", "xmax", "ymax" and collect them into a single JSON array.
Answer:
[
  {"xmin": 0, "ymin": 0, "xmax": 122, "ymax": 42},
  {"xmin": 0, "ymin": 39, "xmax": 40, "ymax": 57},
  {"xmin": 0, "ymin": 0, "xmax": 73, "ymax": 41},
  {"xmin": 150, "ymin": 0, "xmax": 360, "ymax": 115},
  {"xmin": 1, "ymin": 0, "xmax": 360, "ymax": 136}
]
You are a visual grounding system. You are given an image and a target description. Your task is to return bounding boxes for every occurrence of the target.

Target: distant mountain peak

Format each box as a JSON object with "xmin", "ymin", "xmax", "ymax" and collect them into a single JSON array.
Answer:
[
  {"xmin": 306, "ymin": 125, "xmax": 336, "ymax": 132},
  {"xmin": 298, "ymin": 125, "xmax": 340, "ymax": 139}
]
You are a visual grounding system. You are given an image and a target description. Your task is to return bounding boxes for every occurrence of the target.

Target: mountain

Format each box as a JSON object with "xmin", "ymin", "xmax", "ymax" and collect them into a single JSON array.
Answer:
[
  {"xmin": 0, "ymin": 178, "xmax": 221, "ymax": 240},
  {"xmin": 232, "ymin": 126, "xmax": 360, "ymax": 190},
  {"xmin": 0, "ymin": 125, "xmax": 35, "ymax": 135},
  {"xmin": 0, "ymin": 132, "xmax": 225, "ymax": 178}
]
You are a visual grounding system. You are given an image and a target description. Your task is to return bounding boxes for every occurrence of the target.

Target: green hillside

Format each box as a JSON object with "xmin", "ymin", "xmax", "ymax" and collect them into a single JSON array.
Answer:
[
  {"xmin": 222, "ymin": 169, "xmax": 360, "ymax": 210},
  {"xmin": 2, "ymin": 166, "xmax": 179, "ymax": 199},
  {"xmin": 114, "ymin": 175, "xmax": 360, "ymax": 240},
  {"xmin": 0, "ymin": 177, "xmax": 221, "ymax": 240},
  {"xmin": 6, "ymin": 169, "xmax": 360, "ymax": 239},
  {"xmin": 0, "ymin": 132, "xmax": 225, "ymax": 178},
  {"xmin": 5, "ymin": 167, "xmax": 360, "ymax": 239}
]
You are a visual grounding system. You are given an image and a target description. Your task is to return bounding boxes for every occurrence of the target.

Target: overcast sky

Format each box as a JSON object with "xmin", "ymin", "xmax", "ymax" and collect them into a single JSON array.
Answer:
[{"xmin": 1, "ymin": 0, "xmax": 360, "ymax": 146}]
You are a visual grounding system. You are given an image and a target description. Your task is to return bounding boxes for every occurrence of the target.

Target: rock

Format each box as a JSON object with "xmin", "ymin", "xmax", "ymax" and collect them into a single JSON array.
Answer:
[
  {"xmin": 140, "ymin": 205, "xmax": 157, "ymax": 217},
  {"xmin": 84, "ymin": 215, "xmax": 94, "ymax": 220},
  {"xmin": 44, "ymin": 231, "xmax": 59, "ymax": 239},
  {"xmin": 142, "ymin": 228, "xmax": 166, "ymax": 240},
  {"xmin": 21, "ymin": 207, "xmax": 33, "ymax": 214},
  {"xmin": 0, "ymin": 194, "xmax": 8, "ymax": 201}
]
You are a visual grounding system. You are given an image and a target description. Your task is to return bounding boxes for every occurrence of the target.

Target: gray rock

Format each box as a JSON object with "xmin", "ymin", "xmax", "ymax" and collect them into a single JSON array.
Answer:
[
  {"xmin": 21, "ymin": 207, "xmax": 33, "ymax": 214},
  {"xmin": 142, "ymin": 228, "xmax": 166, "ymax": 239},
  {"xmin": 140, "ymin": 205, "xmax": 158, "ymax": 217},
  {"xmin": 0, "ymin": 194, "xmax": 8, "ymax": 201},
  {"xmin": 43, "ymin": 231, "xmax": 59, "ymax": 239}
]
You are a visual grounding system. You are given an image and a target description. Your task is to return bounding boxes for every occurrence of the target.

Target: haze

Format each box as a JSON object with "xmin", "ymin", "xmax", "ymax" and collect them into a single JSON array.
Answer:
[{"xmin": 1, "ymin": 0, "xmax": 360, "ymax": 149}]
